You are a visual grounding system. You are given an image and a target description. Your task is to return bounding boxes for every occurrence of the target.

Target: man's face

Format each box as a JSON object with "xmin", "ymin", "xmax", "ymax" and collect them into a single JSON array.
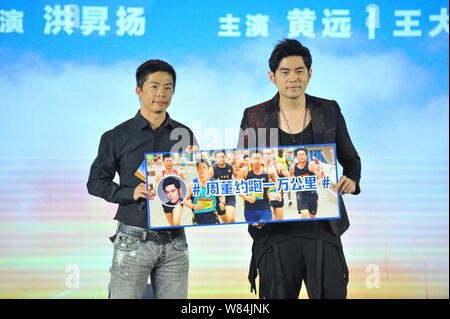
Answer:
[
  {"xmin": 135, "ymin": 71, "xmax": 174, "ymax": 114},
  {"xmin": 164, "ymin": 184, "xmax": 181, "ymax": 204},
  {"xmin": 216, "ymin": 152, "xmax": 226, "ymax": 165},
  {"xmin": 269, "ymin": 56, "xmax": 311, "ymax": 100},
  {"xmin": 297, "ymin": 150, "xmax": 307, "ymax": 163},
  {"xmin": 163, "ymin": 157, "xmax": 173, "ymax": 170},
  {"xmin": 251, "ymin": 153, "xmax": 263, "ymax": 168},
  {"xmin": 197, "ymin": 162, "xmax": 209, "ymax": 178},
  {"xmin": 263, "ymin": 149, "xmax": 273, "ymax": 163}
]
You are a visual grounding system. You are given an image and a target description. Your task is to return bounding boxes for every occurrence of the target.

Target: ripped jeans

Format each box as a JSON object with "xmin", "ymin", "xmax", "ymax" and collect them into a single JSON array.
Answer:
[{"xmin": 108, "ymin": 228, "xmax": 189, "ymax": 299}]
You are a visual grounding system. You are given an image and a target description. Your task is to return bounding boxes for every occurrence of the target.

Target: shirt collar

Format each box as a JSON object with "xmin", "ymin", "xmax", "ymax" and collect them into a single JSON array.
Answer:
[{"xmin": 134, "ymin": 110, "xmax": 175, "ymax": 131}]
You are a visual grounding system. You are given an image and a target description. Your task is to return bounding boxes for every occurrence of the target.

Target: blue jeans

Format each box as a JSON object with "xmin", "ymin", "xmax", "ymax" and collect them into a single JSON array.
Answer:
[
  {"xmin": 244, "ymin": 208, "xmax": 273, "ymax": 222},
  {"xmin": 108, "ymin": 225, "xmax": 189, "ymax": 299}
]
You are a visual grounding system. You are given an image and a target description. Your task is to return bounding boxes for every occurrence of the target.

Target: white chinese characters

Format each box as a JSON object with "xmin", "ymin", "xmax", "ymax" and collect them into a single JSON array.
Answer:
[
  {"xmin": 0, "ymin": 9, "xmax": 24, "ymax": 34},
  {"xmin": 217, "ymin": 7, "xmax": 449, "ymax": 39},
  {"xmin": 41, "ymin": 4, "xmax": 145, "ymax": 36},
  {"xmin": 116, "ymin": 6, "xmax": 145, "ymax": 36},
  {"xmin": 287, "ymin": 8, "xmax": 316, "ymax": 38}
]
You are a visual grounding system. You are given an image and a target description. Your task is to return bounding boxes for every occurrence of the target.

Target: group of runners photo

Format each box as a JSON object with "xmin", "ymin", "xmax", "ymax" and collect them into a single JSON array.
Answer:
[{"xmin": 146, "ymin": 146, "xmax": 338, "ymax": 228}]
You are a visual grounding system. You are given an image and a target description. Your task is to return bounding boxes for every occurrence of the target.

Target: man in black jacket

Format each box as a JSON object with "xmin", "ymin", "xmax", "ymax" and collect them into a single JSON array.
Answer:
[
  {"xmin": 237, "ymin": 39, "xmax": 361, "ymax": 299},
  {"xmin": 87, "ymin": 59, "xmax": 197, "ymax": 298}
]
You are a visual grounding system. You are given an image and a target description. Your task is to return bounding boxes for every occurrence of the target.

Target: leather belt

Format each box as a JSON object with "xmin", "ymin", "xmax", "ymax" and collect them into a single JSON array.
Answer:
[{"xmin": 117, "ymin": 222, "xmax": 175, "ymax": 244}]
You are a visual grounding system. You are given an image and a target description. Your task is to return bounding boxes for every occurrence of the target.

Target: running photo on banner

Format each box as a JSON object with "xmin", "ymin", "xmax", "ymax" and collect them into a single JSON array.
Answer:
[{"xmin": 141, "ymin": 144, "xmax": 340, "ymax": 229}]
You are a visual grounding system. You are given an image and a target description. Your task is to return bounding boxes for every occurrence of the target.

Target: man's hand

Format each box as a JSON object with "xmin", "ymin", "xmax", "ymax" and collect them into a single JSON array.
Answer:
[
  {"xmin": 274, "ymin": 192, "xmax": 281, "ymax": 201},
  {"xmin": 133, "ymin": 183, "xmax": 151, "ymax": 201},
  {"xmin": 193, "ymin": 203, "xmax": 203, "ymax": 211},
  {"xmin": 335, "ymin": 176, "xmax": 356, "ymax": 195},
  {"xmin": 184, "ymin": 145, "xmax": 199, "ymax": 153},
  {"xmin": 218, "ymin": 196, "xmax": 226, "ymax": 211}
]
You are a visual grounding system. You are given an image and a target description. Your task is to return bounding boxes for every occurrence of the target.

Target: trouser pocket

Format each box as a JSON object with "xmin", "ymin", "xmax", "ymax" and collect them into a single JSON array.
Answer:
[{"xmin": 114, "ymin": 231, "xmax": 141, "ymax": 251}]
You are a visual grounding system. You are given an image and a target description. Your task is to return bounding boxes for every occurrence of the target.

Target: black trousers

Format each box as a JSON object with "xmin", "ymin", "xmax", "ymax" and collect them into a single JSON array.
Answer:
[{"xmin": 254, "ymin": 238, "xmax": 348, "ymax": 299}]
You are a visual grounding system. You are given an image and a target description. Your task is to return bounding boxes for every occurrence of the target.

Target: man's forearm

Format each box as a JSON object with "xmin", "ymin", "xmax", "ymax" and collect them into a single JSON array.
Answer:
[{"xmin": 87, "ymin": 177, "xmax": 135, "ymax": 204}]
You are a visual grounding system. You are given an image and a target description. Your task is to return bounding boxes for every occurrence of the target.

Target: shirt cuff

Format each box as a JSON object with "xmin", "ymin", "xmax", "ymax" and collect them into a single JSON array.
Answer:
[{"xmin": 118, "ymin": 186, "xmax": 136, "ymax": 204}]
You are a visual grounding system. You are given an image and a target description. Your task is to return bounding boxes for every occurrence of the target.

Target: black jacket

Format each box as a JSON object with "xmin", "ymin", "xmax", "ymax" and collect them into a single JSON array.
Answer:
[{"xmin": 237, "ymin": 93, "xmax": 361, "ymax": 240}]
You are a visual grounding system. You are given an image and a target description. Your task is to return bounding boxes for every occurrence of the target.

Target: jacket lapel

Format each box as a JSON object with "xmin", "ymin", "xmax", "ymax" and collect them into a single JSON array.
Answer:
[
  {"xmin": 306, "ymin": 94, "xmax": 326, "ymax": 144},
  {"xmin": 265, "ymin": 93, "xmax": 279, "ymax": 128}
]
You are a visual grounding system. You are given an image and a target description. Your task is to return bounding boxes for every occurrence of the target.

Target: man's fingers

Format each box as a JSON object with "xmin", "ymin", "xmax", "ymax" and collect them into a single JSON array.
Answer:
[
  {"xmin": 134, "ymin": 183, "xmax": 152, "ymax": 200},
  {"xmin": 137, "ymin": 189, "xmax": 151, "ymax": 195},
  {"xmin": 342, "ymin": 182, "xmax": 352, "ymax": 194},
  {"xmin": 337, "ymin": 179, "xmax": 347, "ymax": 192},
  {"xmin": 344, "ymin": 182, "xmax": 355, "ymax": 194},
  {"xmin": 134, "ymin": 192, "xmax": 147, "ymax": 200},
  {"xmin": 336, "ymin": 176, "xmax": 350, "ymax": 192},
  {"xmin": 335, "ymin": 177, "xmax": 345, "ymax": 192},
  {"xmin": 136, "ymin": 183, "xmax": 147, "ymax": 191},
  {"xmin": 340, "ymin": 184, "xmax": 349, "ymax": 194},
  {"xmin": 137, "ymin": 184, "xmax": 152, "ymax": 193},
  {"xmin": 337, "ymin": 177, "xmax": 355, "ymax": 194},
  {"xmin": 340, "ymin": 182, "xmax": 351, "ymax": 194},
  {"xmin": 184, "ymin": 145, "xmax": 199, "ymax": 153}
]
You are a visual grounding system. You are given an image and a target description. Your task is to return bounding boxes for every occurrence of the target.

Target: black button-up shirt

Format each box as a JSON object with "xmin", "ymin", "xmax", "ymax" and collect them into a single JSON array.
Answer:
[{"xmin": 87, "ymin": 111, "xmax": 198, "ymax": 230}]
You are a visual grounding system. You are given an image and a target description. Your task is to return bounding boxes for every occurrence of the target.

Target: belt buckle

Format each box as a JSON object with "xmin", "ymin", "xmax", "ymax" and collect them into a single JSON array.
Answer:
[{"xmin": 156, "ymin": 231, "xmax": 169, "ymax": 244}]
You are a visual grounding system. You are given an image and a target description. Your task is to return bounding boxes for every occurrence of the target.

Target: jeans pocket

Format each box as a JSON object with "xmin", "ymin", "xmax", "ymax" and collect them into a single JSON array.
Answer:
[
  {"xmin": 172, "ymin": 234, "xmax": 188, "ymax": 251},
  {"xmin": 114, "ymin": 231, "xmax": 141, "ymax": 251}
]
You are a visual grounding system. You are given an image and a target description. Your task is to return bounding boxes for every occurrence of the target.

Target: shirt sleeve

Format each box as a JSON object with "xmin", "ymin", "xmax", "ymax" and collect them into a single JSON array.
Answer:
[
  {"xmin": 334, "ymin": 101, "xmax": 362, "ymax": 195},
  {"xmin": 86, "ymin": 132, "xmax": 135, "ymax": 204}
]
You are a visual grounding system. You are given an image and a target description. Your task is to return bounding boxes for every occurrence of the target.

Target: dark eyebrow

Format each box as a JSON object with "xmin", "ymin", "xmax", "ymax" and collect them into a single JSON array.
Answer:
[
  {"xmin": 279, "ymin": 66, "xmax": 306, "ymax": 71},
  {"xmin": 148, "ymin": 81, "xmax": 173, "ymax": 86}
]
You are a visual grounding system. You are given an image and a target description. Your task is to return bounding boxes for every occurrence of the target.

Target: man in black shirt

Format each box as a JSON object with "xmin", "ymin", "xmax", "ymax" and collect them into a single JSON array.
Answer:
[
  {"xmin": 237, "ymin": 39, "xmax": 361, "ymax": 299},
  {"xmin": 87, "ymin": 59, "xmax": 198, "ymax": 299},
  {"xmin": 290, "ymin": 148, "xmax": 321, "ymax": 219},
  {"xmin": 210, "ymin": 150, "xmax": 239, "ymax": 223}
]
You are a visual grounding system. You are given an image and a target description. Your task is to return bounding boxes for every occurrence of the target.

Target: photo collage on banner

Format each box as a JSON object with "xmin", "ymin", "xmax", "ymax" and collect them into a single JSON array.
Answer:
[{"xmin": 135, "ymin": 144, "xmax": 340, "ymax": 229}]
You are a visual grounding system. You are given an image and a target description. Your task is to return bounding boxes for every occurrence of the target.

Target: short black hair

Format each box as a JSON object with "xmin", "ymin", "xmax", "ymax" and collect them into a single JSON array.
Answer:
[
  {"xmin": 136, "ymin": 59, "xmax": 176, "ymax": 90},
  {"xmin": 278, "ymin": 149, "xmax": 284, "ymax": 157},
  {"xmin": 162, "ymin": 153, "xmax": 172, "ymax": 161},
  {"xmin": 295, "ymin": 148, "xmax": 308, "ymax": 156},
  {"xmin": 214, "ymin": 150, "xmax": 226, "ymax": 156},
  {"xmin": 269, "ymin": 39, "xmax": 312, "ymax": 72},
  {"xmin": 162, "ymin": 176, "xmax": 181, "ymax": 191},
  {"xmin": 196, "ymin": 159, "xmax": 209, "ymax": 168}
]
